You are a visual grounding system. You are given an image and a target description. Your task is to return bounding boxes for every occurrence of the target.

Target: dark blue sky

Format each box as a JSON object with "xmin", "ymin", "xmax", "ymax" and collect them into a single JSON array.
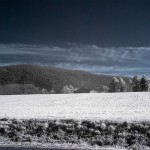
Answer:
[{"xmin": 0, "ymin": 0, "xmax": 150, "ymax": 77}]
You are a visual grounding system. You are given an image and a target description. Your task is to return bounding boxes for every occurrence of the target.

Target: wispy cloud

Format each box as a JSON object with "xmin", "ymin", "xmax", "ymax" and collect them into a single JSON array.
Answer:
[{"xmin": 0, "ymin": 43, "xmax": 150, "ymax": 77}]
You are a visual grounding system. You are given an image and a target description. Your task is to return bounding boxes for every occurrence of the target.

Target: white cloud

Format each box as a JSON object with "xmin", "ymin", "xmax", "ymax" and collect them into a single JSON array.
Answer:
[{"xmin": 0, "ymin": 43, "xmax": 149, "ymax": 77}]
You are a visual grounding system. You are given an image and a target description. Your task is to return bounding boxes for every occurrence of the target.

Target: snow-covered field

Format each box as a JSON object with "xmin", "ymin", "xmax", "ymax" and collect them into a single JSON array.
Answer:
[{"xmin": 0, "ymin": 92, "xmax": 150, "ymax": 122}]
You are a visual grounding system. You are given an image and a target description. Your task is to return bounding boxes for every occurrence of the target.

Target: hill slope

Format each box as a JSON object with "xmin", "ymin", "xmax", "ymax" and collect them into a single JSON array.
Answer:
[{"xmin": 0, "ymin": 64, "xmax": 130, "ymax": 93}]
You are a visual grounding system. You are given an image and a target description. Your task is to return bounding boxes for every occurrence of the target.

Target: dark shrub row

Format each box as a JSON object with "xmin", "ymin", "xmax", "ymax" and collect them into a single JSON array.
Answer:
[{"xmin": 0, "ymin": 118, "xmax": 150, "ymax": 148}]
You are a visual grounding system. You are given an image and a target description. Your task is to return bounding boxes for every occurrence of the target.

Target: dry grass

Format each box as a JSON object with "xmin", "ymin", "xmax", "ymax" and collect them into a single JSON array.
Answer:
[{"xmin": 0, "ymin": 118, "xmax": 150, "ymax": 149}]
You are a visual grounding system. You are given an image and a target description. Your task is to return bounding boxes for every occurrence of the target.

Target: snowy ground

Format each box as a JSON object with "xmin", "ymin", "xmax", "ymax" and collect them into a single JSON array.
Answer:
[{"xmin": 0, "ymin": 92, "xmax": 150, "ymax": 122}]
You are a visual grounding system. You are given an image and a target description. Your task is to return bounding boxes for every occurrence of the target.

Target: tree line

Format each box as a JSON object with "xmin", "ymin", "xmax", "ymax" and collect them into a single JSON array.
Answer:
[
  {"xmin": 60, "ymin": 75, "xmax": 149, "ymax": 94},
  {"xmin": 108, "ymin": 76, "xmax": 149, "ymax": 92}
]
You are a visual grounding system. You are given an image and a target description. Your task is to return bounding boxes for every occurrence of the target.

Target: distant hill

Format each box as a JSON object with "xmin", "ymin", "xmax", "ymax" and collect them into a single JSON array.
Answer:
[{"xmin": 0, "ymin": 64, "xmax": 131, "ymax": 94}]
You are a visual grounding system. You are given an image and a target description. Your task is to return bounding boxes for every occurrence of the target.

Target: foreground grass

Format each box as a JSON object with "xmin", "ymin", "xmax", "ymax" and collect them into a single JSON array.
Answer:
[{"xmin": 0, "ymin": 118, "xmax": 150, "ymax": 149}]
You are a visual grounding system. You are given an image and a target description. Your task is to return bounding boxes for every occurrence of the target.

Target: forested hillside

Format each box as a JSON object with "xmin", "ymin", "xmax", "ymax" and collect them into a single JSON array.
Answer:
[{"xmin": 0, "ymin": 64, "xmax": 131, "ymax": 94}]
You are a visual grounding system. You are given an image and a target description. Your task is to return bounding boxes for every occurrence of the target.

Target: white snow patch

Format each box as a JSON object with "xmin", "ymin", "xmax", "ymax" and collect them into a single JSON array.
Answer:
[{"xmin": 0, "ymin": 92, "xmax": 150, "ymax": 122}]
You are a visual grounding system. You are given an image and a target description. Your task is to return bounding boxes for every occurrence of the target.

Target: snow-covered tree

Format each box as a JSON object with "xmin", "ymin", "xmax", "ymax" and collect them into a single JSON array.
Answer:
[
  {"xmin": 61, "ymin": 85, "xmax": 78, "ymax": 94},
  {"xmin": 61, "ymin": 85, "xmax": 71, "ymax": 94},
  {"xmin": 90, "ymin": 90, "xmax": 98, "ymax": 93},
  {"xmin": 126, "ymin": 79, "xmax": 132, "ymax": 92},
  {"xmin": 101, "ymin": 85, "xmax": 109, "ymax": 93},
  {"xmin": 41, "ymin": 88, "xmax": 49, "ymax": 94},
  {"xmin": 119, "ymin": 78, "xmax": 126, "ymax": 92},
  {"xmin": 132, "ymin": 76, "xmax": 141, "ymax": 92},
  {"xmin": 140, "ymin": 76, "xmax": 149, "ymax": 92},
  {"xmin": 68, "ymin": 85, "xmax": 78, "ymax": 93},
  {"xmin": 49, "ymin": 89, "xmax": 56, "ymax": 94},
  {"xmin": 109, "ymin": 77, "xmax": 120, "ymax": 92}
]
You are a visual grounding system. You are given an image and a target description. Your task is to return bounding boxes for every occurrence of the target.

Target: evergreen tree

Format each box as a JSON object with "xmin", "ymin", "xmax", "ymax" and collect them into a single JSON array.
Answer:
[
  {"xmin": 132, "ymin": 76, "xmax": 141, "ymax": 92},
  {"xmin": 140, "ymin": 76, "xmax": 149, "ymax": 91}
]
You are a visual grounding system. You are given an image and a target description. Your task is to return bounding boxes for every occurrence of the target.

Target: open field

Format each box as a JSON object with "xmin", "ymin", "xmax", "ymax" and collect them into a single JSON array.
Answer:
[
  {"xmin": 0, "ymin": 92, "xmax": 150, "ymax": 149},
  {"xmin": 0, "ymin": 92, "xmax": 150, "ymax": 122}
]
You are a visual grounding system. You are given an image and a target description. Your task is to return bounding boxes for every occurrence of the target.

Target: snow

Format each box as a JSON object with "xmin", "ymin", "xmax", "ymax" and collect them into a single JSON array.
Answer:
[{"xmin": 0, "ymin": 92, "xmax": 150, "ymax": 122}]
